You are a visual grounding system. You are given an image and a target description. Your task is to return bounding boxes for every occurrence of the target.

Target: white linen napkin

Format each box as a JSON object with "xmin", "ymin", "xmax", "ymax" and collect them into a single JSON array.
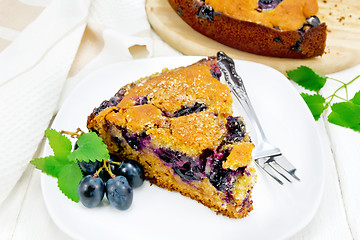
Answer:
[
  {"xmin": 0, "ymin": 0, "xmax": 91, "ymax": 205},
  {"xmin": 0, "ymin": 0, "xmax": 153, "ymax": 206}
]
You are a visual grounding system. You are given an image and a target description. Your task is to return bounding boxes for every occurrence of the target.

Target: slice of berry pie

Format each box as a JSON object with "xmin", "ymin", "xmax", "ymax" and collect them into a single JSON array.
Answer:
[{"xmin": 87, "ymin": 56, "xmax": 256, "ymax": 218}]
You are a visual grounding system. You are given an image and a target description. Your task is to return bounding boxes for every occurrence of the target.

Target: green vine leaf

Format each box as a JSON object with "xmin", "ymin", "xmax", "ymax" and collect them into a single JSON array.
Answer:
[
  {"xmin": 286, "ymin": 66, "xmax": 327, "ymax": 92},
  {"xmin": 328, "ymin": 92, "xmax": 360, "ymax": 132},
  {"xmin": 30, "ymin": 156, "xmax": 64, "ymax": 178},
  {"xmin": 45, "ymin": 129, "xmax": 72, "ymax": 159},
  {"xmin": 350, "ymin": 91, "xmax": 360, "ymax": 105},
  {"xmin": 68, "ymin": 132, "xmax": 109, "ymax": 163},
  {"xmin": 57, "ymin": 163, "xmax": 83, "ymax": 202},
  {"xmin": 301, "ymin": 93, "xmax": 326, "ymax": 120}
]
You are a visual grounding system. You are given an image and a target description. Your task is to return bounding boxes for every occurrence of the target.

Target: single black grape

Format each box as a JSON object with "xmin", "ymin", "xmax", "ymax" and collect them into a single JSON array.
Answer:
[
  {"xmin": 78, "ymin": 160, "xmax": 101, "ymax": 175},
  {"xmin": 106, "ymin": 176, "xmax": 133, "ymax": 210},
  {"xmin": 117, "ymin": 160, "xmax": 145, "ymax": 188},
  {"xmin": 78, "ymin": 175, "xmax": 105, "ymax": 208}
]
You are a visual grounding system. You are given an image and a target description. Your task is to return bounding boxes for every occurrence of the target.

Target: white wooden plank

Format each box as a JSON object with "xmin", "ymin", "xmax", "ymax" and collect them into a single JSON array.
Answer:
[
  {"xmin": 289, "ymin": 121, "xmax": 352, "ymax": 239},
  {"xmin": 322, "ymin": 64, "xmax": 360, "ymax": 239}
]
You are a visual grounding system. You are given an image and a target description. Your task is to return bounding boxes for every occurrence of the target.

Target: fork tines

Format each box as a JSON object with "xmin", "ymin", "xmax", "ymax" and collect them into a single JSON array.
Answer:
[{"xmin": 255, "ymin": 156, "xmax": 300, "ymax": 185}]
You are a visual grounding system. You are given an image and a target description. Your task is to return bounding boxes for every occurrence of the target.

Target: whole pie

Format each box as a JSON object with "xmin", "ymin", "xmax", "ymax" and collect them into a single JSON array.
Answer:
[{"xmin": 168, "ymin": 0, "xmax": 327, "ymax": 58}]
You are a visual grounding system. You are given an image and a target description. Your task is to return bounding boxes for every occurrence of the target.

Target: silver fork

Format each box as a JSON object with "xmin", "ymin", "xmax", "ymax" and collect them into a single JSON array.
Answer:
[{"xmin": 217, "ymin": 52, "xmax": 300, "ymax": 185}]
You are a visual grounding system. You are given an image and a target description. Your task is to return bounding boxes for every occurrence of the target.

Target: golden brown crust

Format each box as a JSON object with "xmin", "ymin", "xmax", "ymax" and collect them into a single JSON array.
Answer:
[{"xmin": 168, "ymin": 0, "xmax": 327, "ymax": 58}]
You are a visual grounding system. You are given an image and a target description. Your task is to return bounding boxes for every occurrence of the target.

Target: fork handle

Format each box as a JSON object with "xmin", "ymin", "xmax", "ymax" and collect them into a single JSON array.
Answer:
[{"xmin": 217, "ymin": 52, "xmax": 268, "ymax": 143}]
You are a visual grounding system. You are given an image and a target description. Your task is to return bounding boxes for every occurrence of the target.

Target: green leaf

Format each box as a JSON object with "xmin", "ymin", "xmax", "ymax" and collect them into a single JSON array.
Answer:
[
  {"xmin": 68, "ymin": 132, "xmax": 109, "ymax": 163},
  {"xmin": 57, "ymin": 163, "xmax": 83, "ymax": 202},
  {"xmin": 301, "ymin": 93, "xmax": 327, "ymax": 120},
  {"xmin": 350, "ymin": 90, "xmax": 360, "ymax": 105},
  {"xmin": 328, "ymin": 101, "xmax": 360, "ymax": 132},
  {"xmin": 30, "ymin": 156, "xmax": 65, "ymax": 178},
  {"xmin": 45, "ymin": 129, "xmax": 72, "ymax": 159},
  {"xmin": 287, "ymin": 66, "xmax": 327, "ymax": 92}
]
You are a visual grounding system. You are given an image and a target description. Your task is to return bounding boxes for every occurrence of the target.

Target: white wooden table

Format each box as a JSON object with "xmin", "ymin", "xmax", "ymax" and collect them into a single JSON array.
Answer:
[{"xmin": 0, "ymin": 3, "xmax": 359, "ymax": 239}]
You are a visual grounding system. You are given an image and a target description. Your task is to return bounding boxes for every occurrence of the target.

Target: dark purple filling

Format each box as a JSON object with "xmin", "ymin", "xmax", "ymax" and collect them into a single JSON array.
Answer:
[
  {"xmin": 306, "ymin": 16, "xmax": 321, "ymax": 28},
  {"xmin": 134, "ymin": 96, "xmax": 148, "ymax": 105},
  {"xmin": 210, "ymin": 63, "xmax": 222, "ymax": 80},
  {"xmin": 155, "ymin": 148, "xmax": 206, "ymax": 181},
  {"xmin": 173, "ymin": 102, "xmax": 207, "ymax": 117},
  {"xmin": 273, "ymin": 36, "xmax": 284, "ymax": 43},
  {"xmin": 224, "ymin": 116, "xmax": 246, "ymax": 143},
  {"xmin": 112, "ymin": 136, "xmax": 124, "ymax": 153},
  {"xmin": 289, "ymin": 16, "xmax": 321, "ymax": 53},
  {"xmin": 240, "ymin": 189, "xmax": 252, "ymax": 209},
  {"xmin": 197, "ymin": 4, "xmax": 215, "ymax": 22},
  {"xmin": 121, "ymin": 129, "xmax": 150, "ymax": 150},
  {"xmin": 290, "ymin": 31, "xmax": 304, "ymax": 52},
  {"xmin": 204, "ymin": 149, "xmax": 245, "ymax": 193},
  {"xmin": 177, "ymin": 6, "xmax": 183, "ymax": 16},
  {"xmin": 154, "ymin": 147, "xmax": 245, "ymax": 194},
  {"xmin": 93, "ymin": 88, "xmax": 126, "ymax": 115},
  {"xmin": 258, "ymin": 0, "xmax": 282, "ymax": 10}
]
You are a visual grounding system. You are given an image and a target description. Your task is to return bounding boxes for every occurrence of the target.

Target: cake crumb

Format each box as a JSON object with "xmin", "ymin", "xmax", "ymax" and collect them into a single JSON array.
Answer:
[
  {"xmin": 337, "ymin": 16, "xmax": 345, "ymax": 22},
  {"xmin": 223, "ymin": 142, "xmax": 254, "ymax": 170}
]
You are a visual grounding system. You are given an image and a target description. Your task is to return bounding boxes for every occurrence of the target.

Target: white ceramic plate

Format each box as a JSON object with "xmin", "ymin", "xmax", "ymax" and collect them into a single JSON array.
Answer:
[{"xmin": 41, "ymin": 57, "xmax": 325, "ymax": 240}]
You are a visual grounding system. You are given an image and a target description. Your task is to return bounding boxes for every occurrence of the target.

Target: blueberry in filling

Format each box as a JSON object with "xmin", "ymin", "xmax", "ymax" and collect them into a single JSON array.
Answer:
[
  {"xmin": 273, "ymin": 36, "xmax": 284, "ymax": 43},
  {"xmin": 258, "ymin": 0, "xmax": 283, "ymax": 10},
  {"xmin": 173, "ymin": 163, "xmax": 202, "ymax": 181},
  {"xmin": 173, "ymin": 102, "xmax": 207, "ymax": 117},
  {"xmin": 93, "ymin": 100, "xmax": 112, "ymax": 115},
  {"xmin": 155, "ymin": 148, "xmax": 206, "ymax": 181},
  {"xmin": 134, "ymin": 96, "xmax": 148, "ymax": 105},
  {"xmin": 290, "ymin": 30, "xmax": 305, "ymax": 52},
  {"xmin": 121, "ymin": 129, "xmax": 149, "ymax": 150},
  {"xmin": 306, "ymin": 16, "xmax": 321, "ymax": 27},
  {"xmin": 225, "ymin": 116, "xmax": 246, "ymax": 143},
  {"xmin": 198, "ymin": 4, "xmax": 215, "ymax": 22},
  {"xmin": 205, "ymin": 150, "xmax": 244, "ymax": 192},
  {"xmin": 177, "ymin": 6, "xmax": 183, "ymax": 16},
  {"xmin": 210, "ymin": 63, "xmax": 222, "ymax": 80},
  {"xmin": 112, "ymin": 136, "xmax": 124, "ymax": 153},
  {"xmin": 93, "ymin": 88, "xmax": 126, "ymax": 116}
]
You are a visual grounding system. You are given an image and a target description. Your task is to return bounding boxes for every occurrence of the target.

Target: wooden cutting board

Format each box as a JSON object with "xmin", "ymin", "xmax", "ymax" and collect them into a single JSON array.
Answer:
[{"xmin": 146, "ymin": 0, "xmax": 360, "ymax": 75}]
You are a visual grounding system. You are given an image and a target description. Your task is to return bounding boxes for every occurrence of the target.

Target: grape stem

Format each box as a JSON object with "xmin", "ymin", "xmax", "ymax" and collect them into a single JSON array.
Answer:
[
  {"xmin": 104, "ymin": 161, "xmax": 116, "ymax": 179},
  {"xmin": 324, "ymin": 75, "xmax": 360, "ymax": 106},
  {"xmin": 104, "ymin": 159, "xmax": 121, "ymax": 165},
  {"xmin": 61, "ymin": 128, "xmax": 84, "ymax": 138},
  {"xmin": 93, "ymin": 159, "xmax": 121, "ymax": 179},
  {"xmin": 93, "ymin": 164, "xmax": 105, "ymax": 178}
]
